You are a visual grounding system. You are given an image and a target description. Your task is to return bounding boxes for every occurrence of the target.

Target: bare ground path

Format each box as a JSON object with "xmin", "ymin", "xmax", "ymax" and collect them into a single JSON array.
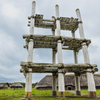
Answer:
[{"xmin": 67, "ymin": 90, "xmax": 87, "ymax": 95}]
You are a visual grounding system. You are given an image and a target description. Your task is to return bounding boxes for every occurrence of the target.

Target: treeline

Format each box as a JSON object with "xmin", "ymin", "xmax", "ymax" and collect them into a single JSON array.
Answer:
[
  {"xmin": 20, "ymin": 82, "xmax": 38, "ymax": 88},
  {"xmin": 8, "ymin": 82, "xmax": 38, "ymax": 88}
]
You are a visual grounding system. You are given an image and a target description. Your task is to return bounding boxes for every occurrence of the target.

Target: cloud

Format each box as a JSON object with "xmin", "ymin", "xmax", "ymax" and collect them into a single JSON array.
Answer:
[{"xmin": 0, "ymin": 1, "xmax": 21, "ymax": 20}]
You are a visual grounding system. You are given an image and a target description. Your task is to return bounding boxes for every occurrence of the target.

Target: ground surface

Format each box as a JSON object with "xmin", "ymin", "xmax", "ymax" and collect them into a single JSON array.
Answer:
[{"xmin": 0, "ymin": 88, "xmax": 100, "ymax": 100}]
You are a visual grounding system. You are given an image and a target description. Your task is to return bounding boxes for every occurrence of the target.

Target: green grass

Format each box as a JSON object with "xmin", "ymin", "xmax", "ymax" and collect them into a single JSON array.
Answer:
[
  {"xmin": 0, "ymin": 88, "xmax": 100, "ymax": 100},
  {"xmin": 81, "ymin": 89, "xmax": 100, "ymax": 96}
]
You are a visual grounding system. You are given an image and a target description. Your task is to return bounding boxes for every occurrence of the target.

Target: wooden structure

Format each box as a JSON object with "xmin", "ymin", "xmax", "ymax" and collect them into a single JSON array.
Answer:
[
  {"xmin": 36, "ymin": 74, "xmax": 100, "ymax": 90},
  {"xmin": 0, "ymin": 83, "xmax": 9, "ymax": 89},
  {"xmin": 10, "ymin": 83, "xmax": 23, "ymax": 89},
  {"xmin": 20, "ymin": 1, "xmax": 98, "ymax": 98}
]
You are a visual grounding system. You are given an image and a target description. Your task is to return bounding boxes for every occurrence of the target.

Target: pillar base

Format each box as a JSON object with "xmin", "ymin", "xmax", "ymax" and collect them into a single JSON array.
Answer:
[
  {"xmin": 52, "ymin": 91, "xmax": 57, "ymax": 96},
  {"xmin": 89, "ymin": 91, "xmax": 96, "ymax": 98},
  {"xmin": 76, "ymin": 91, "xmax": 81, "ymax": 95},
  {"xmin": 58, "ymin": 92, "xmax": 65, "ymax": 97},
  {"xmin": 25, "ymin": 92, "xmax": 31, "ymax": 98}
]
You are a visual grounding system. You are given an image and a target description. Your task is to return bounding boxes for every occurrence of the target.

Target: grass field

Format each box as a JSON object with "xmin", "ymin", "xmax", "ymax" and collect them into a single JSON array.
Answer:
[{"xmin": 0, "ymin": 88, "xmax": 100, "ymax": 100}]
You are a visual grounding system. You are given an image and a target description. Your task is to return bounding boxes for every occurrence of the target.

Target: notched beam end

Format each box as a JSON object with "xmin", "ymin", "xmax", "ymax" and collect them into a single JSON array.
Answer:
[{"xmin": 20, "ymin": 69, "xmax": 24, "ymax": 73}]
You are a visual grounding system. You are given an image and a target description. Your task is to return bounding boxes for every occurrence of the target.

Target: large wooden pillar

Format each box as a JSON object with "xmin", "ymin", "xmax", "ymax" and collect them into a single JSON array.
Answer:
[
  {"xmin": 74, "ymin": 51, "xmax": 81, "ymax": 95},
  {"xmin": 25, "ymin": 1, "xmax": 36, "ymax": 98},
  {"xmin": 72, "ymin": 32, "xmax": 81, "ymax": 95},
  {"xmin": 25, "ymin": 40, "xmax": 33, "ymax": 98},
  {"xmin": 76, "ymin": 9, "xmax": 96, "ymax": 98},
  {"xmin": 52, "ymin": 27, "xmax": 57, "ymax": 96},
  {"xmin": 52, "ymin": 72, "xmax": 57, "ymax": 96},
  {"xmin": 56, "ymin": 5, "xmax": 65, "ymax": 97},
  {"xmin": 75, "ymin": 73, "xmax": 81, "ymax": 95}
]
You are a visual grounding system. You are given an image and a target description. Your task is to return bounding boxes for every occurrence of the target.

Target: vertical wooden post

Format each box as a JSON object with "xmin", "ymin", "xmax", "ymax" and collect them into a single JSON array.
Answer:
[
  {"xmin": 52, "ymin": 73, "xmax": 57, "ymax": 96},
  {"xmin": 52, "ymin": 26, "xmax": 57, "ymax": 96},
  {"xmin": 25, "ymin": 1, "xmax": 36, "ymax": 98},
  {"xmin": 25, "ymin": 40, "xmax": 33, "ymax": 98},
  {"xmin": 58, "ymin": 69, "xmax": 65, "ymax": 97},
  {"xmin": 76, "ymin": 9, "xmax": 96, "ymax": 98},
  {"xmin": 75, "ymin": 73, "xmax": 81, "ymax": 95},
  {"xmin": 56, "ymin": 5, "xmax": 65, "ymax": 97},
  {"xmin": 52, "ymin": 48, "xmax": 57, "ymax": 96},
  {"xmin": 30, "ymin": 1, "xmax": 36, "ymax": 34},
  {"xmin": 72, "ymin": 31, "xmax": 81, "ymax": 95},
  {"xmin": 74, "ymin": 51, "xmax": 81, "ymax": 95}
]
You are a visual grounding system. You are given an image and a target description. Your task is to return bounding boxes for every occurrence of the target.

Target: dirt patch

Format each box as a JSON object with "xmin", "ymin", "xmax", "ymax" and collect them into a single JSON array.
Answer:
[
  {"xmin": 67, "ymin": 90, "xmax": 87, "ymax": 95},
  {"xmin": 6, "ymin": 96, "xmax": 13, "ymax": 98},
  {"xmin": 0, "ymin": 99, "xmax": 6, "ymax": 100}
]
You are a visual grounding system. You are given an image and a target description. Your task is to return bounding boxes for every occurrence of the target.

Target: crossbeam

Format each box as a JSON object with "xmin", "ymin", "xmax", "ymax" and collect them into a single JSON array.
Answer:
[
  {"xmin": 23, "ymin": 34, "xmax": 91, "ymax": 51},
  {"xmin": 28, "ymin": 14, "xmax": 79, "ymax": 31},
  {"xmin": 21, "ymin": 62, "xmax": 97, "ymax": 68},
  {"xmin": 20, "ymin": 62, "xmax": 97, "ymax": 73}
]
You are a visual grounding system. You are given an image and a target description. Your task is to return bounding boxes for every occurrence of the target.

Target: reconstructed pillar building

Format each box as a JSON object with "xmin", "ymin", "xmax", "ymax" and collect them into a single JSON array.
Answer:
[{"xmin": 20, "ymin": 1, "xmax": 98, "ymax": 98}]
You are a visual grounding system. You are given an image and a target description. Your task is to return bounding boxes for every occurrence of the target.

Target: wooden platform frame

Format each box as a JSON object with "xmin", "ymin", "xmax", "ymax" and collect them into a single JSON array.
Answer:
[{"xmin": 20, "ymin": 1, "xmax": 98, "ymax": 98}]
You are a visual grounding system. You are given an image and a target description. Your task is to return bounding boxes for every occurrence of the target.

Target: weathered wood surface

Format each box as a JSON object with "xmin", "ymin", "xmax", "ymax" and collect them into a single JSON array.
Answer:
[
  {"xmin": 76, "ymin": 9, "xmax": 96, "ymax": 96},
  {"xmin": 23, "ymin": 34, "xmax": 91, "ymax": 43},
  {"xmin": 25, "ymin": 1, "xmax": 36, "ymax": 98},
  {"xmin": 20, "ymin": 62, "xmax": 97, "ymax": 73},
  {"xmin": 21, "ymin": 62, "xmax": 97, "ymax": 68},
  {"xmin": 76, "ymin": 9, "xmax": 84, "ymax": 38},
  {"xmin": 75, "ymin": 75, "xmax": 81, "ymax": 95},
  {"xmin": 52, "ymin": 73, "xmax": 57, "ymax": 96},
  {"xmin": 23, "ymin": 34, "xmax": 91, "ymax": 51},
  {"xmin": 29, "ymin": 14, "xmax": 79, "ymax": 31},
  {"xmin": 72, "ymin": 31, "xmax": 81, "ymax": 95}
]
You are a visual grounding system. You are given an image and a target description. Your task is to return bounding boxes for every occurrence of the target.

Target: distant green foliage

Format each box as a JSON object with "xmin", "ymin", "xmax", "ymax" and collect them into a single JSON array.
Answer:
[
  {"xmin": 0, "ymin": 88, "xmax": 100, "ymax": 100},
  {"xmin": 32, "ymin": 82, "xmax": 38, "ymax": 88},
  {"xmin": 20, "ymin": 82, "xmax": 25, "ymax": 87},
  {"xmin": 18, "ymin": 82, "xmax": 38, "ymax": 88}
]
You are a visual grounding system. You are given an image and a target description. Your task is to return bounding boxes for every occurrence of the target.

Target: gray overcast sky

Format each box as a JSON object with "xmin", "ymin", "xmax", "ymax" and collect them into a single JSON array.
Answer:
[{"xmin": 0, "ymin": 0, "xmax": 100, "ymax": 83}]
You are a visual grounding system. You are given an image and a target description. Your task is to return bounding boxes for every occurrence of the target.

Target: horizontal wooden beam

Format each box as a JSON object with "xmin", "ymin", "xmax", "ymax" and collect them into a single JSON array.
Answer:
[
  {"xmin": 20, "ymin": 63, "xmax": 97, "ymax": 73},
  {"xmin": 23, "ymin": 34, "xmax": 88, "ymax": 40},
  {"xmin": 23, "ymin": 34, "xmax": 91, "ymax": 51},
  {"xmin": 33, "ymin": 14, "xmax": 79, "ymax": 31},
  {"xmin": 23, "ymin": 35, "xmax": 91, "ymax": 44},
  {"xmin": 35, "ymin": 18, "xmax": 54, "ymax": 22},
  {"xmin": 21, "ymin": 61, "xmax": 97, "ymax": 68}
]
